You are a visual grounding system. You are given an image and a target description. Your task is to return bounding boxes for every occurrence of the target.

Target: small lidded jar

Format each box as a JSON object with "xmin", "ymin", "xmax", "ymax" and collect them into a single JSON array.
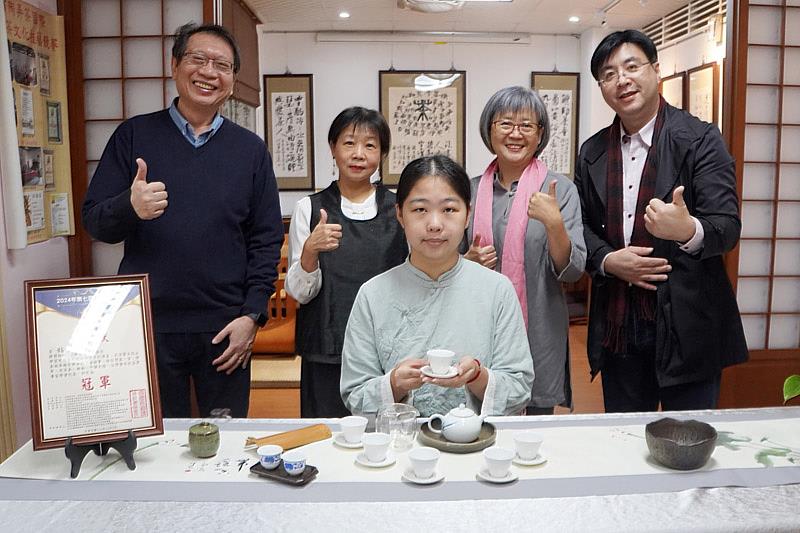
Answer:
[{"xmin": 188, "ymin": 421, "xmax": 220, "ymax": 458}]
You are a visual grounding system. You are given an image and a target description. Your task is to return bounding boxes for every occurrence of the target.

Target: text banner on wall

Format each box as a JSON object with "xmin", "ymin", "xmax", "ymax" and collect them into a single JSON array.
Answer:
[{"xmin": 4, "ymin": 0, "xmax": 74, "ymax": 247}]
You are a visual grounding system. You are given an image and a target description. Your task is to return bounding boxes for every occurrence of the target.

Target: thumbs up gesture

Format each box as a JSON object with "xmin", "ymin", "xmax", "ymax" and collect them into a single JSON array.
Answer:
[
  {"xmin": 130, "ymin": 158, "xmax": 168, "ymax": 220},
  {"xmin": 464, "ymin": 232, "xmax": 498, "ymax": 269},
  {"xmin": 303, "ymin": 208, "xmax": 343, "ymax": 258},
  {"xmin": 644, "ymin": 186, "xmax": 696, "ymax": 242},
  {"xmin": 528, "ymin": 179, "xmax": 563, "ymax": 227}
]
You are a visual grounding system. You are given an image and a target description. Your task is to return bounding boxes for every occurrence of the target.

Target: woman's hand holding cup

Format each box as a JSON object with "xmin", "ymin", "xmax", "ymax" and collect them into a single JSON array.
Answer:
[
  {"xmin": 390, "ymin": 358, "xmax": 426, "ymax": 401},
  {"xmin": 423, "ymin": 355, "xmax": 480, "ymax": 388}
]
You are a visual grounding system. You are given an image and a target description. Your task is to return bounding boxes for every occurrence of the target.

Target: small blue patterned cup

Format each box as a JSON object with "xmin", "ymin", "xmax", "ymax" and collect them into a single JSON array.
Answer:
[
  {"xmin": 257, "ymin": 445, "xmax": 283, "ymax": 470},
  {"xmin": 281, "ymin": 449, "xmax": 306, "ymax": 476}
]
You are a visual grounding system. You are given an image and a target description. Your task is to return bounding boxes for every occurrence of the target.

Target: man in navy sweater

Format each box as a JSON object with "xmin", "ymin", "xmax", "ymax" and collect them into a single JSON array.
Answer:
[{"xmin": 82, "ymin": 23, "xmax": 283, "ymax": 418}]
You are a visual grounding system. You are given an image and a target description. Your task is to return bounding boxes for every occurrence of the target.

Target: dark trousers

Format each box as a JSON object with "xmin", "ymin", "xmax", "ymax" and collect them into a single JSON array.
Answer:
[
  {"xmin": 300, "ymin": 358, "xmax": 351, "ymax": 418},
  {"xmin": 155, "ymin": 332, "xmax": 250, "ymax": 418},
  {"xmin": 525, "ymin": 406, "xmax": 555, "ymax": 415},
  {"xmin": 601, "ymin": 315, "xmax": 721, "ymax": 413}
]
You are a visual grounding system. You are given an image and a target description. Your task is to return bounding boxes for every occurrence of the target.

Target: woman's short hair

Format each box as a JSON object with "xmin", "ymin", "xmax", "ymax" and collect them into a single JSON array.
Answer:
[
  {"xmin": 396, "ymin": 155, "xmax": 471, "ymax": 208},
  {"xmin": 478, "ymin": 86, "xmax": 551, "ymax": 158},
  {"xmin": 172, "ymin": 23, "xmax": 240, "ymax": 74},
  {"xmin": 328, "ymin": 107, "xmax": 391, "ymax": 157}
]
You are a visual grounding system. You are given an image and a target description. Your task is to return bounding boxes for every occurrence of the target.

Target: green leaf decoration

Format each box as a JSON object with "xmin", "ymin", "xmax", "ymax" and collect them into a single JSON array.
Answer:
[
  {"xmin": 784, "ymin": 375, "xmax": 800, "ymax": 404},
  {"xmin": 717, "ymin": 431, "xmax": 749, "ymax": 450},
  {"xmin": 755, "ymin": 451, "xmax": 775, "ymax": 467}
]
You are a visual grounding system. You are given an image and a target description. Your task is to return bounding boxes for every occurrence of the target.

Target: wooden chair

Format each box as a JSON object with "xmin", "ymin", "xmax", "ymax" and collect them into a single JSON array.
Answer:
[{"xmin": 252, "ymin": 247, "xmax": 297, "ymax": 356}]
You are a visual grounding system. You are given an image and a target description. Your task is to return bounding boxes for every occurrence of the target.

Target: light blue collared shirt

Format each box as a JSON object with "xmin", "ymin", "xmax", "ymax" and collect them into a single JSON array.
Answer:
[{"xmin": 168, "ymin": 98, "xmax": 224, "ymax": 148}]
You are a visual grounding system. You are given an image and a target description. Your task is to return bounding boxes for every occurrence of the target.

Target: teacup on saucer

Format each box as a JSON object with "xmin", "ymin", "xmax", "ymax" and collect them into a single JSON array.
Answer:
[
  {"xmin": 355, "ymin": 451, "xmax": 397, "ymax": 468},
  {"xmin": 512, "ymin": 453, "xmax": 547, "ymax": 466},
  {"xmin": 420, "ymin": 365, "xmax": 459, "ymax": 379},
  {"xmin": 476, "ymin": 468, "xmax": 518, "ymax": 484},
  {"xmin": 333, "ymin": 433, "xmax": 363, "ymax": 449},
  {"xmin": 402, "ymin": 468, "xmax": 445, "ymax": 485}
]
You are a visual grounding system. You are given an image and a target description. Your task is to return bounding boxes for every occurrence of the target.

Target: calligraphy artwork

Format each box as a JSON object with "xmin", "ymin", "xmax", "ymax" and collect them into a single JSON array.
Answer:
[
  {"xmin": 688, "ymin": 63, "xmax": 719, "ymax": 126},
  {"xmin": 380, "ymin": 71, "xmax": 466, "ymax": 185},
  {"xmin": 660, "ymin": 72, "xmax": 686, "ymax": 110},
  {"xmin": 532, "ymin": 72, "xmax": 580, "ymax": 178},
  {"xmin": 25, "ymin": 275, "xmax": 163, "ymax": 450},
  {"xmin": 264, "ymin": 74, "xmax": 315, "ymax": 190}
]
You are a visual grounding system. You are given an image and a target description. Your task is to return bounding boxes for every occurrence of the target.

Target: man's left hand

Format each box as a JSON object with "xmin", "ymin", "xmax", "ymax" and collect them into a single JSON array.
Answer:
[
  {"xmin": 211, "ymin": 316, "xmax": 259, "ymax": 375},
  {"xmin": 644, "ymin": 186, "xmax": 696, "ymax": 242}
]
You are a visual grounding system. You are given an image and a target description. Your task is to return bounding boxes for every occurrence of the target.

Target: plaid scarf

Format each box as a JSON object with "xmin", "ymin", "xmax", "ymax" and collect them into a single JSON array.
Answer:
[{"xmin": 603, "ymin": 97, "xmax": 667, "ymax": 353}]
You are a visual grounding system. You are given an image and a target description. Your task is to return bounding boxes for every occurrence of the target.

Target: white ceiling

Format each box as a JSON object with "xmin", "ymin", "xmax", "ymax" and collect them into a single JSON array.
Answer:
[{"xmin": 248, "ymin": 0, "xmax": 689, "ymax": 35}]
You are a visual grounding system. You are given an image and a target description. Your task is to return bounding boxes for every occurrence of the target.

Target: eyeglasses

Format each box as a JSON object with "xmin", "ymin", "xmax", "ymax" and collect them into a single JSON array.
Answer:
[
  {"xmin": 598, "ymin": 61, "xmax": 653, "ymax": 85},
  {"xmin": 492, "ymin": 120, "xmax": 540, "ymax": 135},
  {"xmin": 182, "ymin": 52, "xmax": 235, "ymax": 74}
]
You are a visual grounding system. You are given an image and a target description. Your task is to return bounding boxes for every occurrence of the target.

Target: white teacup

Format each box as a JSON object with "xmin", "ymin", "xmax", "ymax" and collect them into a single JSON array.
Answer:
[
  {"xmin": 427, "ymin": 349, "xmax": 455, "ymax": 375},
  {"xmin": 256, "ymin": 444, "xmax": 283, "ymax": 470},
  {"xmin": 408, "ymin": 446, "xmax": 440, "ymax": 479},
  {"xmin": 362, "ymin": 432, "xmax": 392, "ymax": 463},
  {"xmin": 483, "ymin": 446, "xmax": 514, "ymax": 478},
  {"xmin": 282, "ymin": 449, "xmax": 307, "ymax": 476},
  {"xmin": 513, "ymin": 431, "xmax": 543, "ymax": 460},
  {"xmin": 340, "ymin": 415, "xmax": 368, "ymax": 444}
]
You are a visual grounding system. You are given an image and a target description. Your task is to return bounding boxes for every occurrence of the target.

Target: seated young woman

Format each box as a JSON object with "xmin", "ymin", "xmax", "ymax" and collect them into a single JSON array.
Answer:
[{"xmin": 340, "ymin": 155, "xmax": 534, "ymax": 417}]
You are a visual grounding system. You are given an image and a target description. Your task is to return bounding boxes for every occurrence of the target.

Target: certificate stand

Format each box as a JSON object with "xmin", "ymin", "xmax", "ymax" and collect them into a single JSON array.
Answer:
[{"xmin": 64, "ymin": 430, "xmax": 137, "ymax": 479}]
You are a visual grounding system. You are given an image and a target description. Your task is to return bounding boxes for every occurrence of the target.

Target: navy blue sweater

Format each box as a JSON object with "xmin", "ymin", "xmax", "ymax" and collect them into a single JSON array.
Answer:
[{"xmin": 82, "ymin": 109, "xmax": 283, "ymax": 333}]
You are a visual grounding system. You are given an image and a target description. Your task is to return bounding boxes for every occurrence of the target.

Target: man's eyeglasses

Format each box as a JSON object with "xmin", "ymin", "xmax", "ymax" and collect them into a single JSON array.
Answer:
[
  {"xmin": 182, "ymin": 52, "xmax": 235, "ymax": 74},
  {"xmin": 598, "ymin": 61, "xmax": 653, "ymax": 85},
  {"xmin": 493, "ymin": 120, "xmax": 540, "ymax": 135}
]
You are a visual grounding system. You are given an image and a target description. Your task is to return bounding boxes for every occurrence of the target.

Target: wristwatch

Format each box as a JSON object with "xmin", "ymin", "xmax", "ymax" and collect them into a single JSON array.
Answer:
[{"xmin": 246, "ymin": 312, "xmax": 267, "ymax": 327}]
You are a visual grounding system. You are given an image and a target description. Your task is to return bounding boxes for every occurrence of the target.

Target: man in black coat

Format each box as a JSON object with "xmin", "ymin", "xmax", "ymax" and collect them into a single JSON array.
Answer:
[{"xmin": 574, "ymin": 30, "xmax": 747, "ymax": 412}]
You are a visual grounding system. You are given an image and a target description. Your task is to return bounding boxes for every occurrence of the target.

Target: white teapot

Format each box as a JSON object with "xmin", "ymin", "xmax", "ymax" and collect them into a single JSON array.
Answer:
[{"xmin": 427, "ymin": 403, "xmax": 484, "ymax": 443}]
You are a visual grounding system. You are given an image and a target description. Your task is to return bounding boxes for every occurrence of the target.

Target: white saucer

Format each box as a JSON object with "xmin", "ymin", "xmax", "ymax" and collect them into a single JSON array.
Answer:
[
  {"xmin": 421, "ymin": 365, "xmax": 459, "ymax": 379},
  {"xmin": 355, "ymin": 451, "xmax": 396, "ymax": 468},
  {"xmin": 401, "ymin": 469, "xmax": 445, "ymax": 485},
  {"xmin": 333, "ymin": 433, "xmax": 363, "ymax": 449},
  {"xmin": 512, "ymin": 453, "xmax": 547, "ymax": 466},
  {"xmin": 476, "ymin": 468, "xmax": 518, "ymax": 484}
]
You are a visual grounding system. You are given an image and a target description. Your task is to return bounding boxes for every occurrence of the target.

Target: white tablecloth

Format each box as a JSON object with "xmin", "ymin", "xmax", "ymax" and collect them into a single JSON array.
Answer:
[{"xmin": 1, "ymin": 408, "xmax": 799, "ymax": 532}]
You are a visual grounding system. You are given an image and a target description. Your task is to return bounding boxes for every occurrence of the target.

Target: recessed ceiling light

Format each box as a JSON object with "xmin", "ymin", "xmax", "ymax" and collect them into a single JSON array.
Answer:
[
  {"xmin": 339, "ymin": 11, "xmax": 350, "ymax": 19},
  {"xmin": 569, "ymin": 16, "xmax": 580, "ymax": 23}
]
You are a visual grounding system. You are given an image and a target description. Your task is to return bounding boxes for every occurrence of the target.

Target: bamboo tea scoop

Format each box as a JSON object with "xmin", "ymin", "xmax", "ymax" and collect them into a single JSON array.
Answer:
[{"xmin": 245, "ymin": 423, "xmax": 332, "ymax": 450}]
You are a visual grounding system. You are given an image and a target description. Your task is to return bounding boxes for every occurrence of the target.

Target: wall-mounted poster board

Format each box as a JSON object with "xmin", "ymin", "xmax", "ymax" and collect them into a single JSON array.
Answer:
[
  {"xmin": 264, "ymin": 74, "xmax": 315, "ymax": 191},
  {"xmin": 379, "ymin": 70, "xmax": 466, "ymax": 186},
  {"xmin": 688, "ymin": 63, "xmax": 719, "ymax": 126},
  {"xmin": 531, "ymin": 72, "xmax": 579, "ymax": 178},
  {"xmin": 4, "ymin": 0, "xmax": 74, "ymax": 246},
  {"xmin": 25, "ymin": 275, "xmax": 163, "ymax": 451}
]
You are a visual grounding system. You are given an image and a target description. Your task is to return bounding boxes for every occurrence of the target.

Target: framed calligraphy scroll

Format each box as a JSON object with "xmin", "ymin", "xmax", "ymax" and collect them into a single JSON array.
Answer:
[
  {"xmin": 659, "ymin": 71, "xmax": 686, "ymax": 110},
  {"xmin": 25, "ymin": 275, "xmax": 163, "ymax": 450},
  {"xmin": 379, "ymin": 70, "xmax": 466, "ymax": 186},
  {"xmin": 264, "ymin": 74, "xmax": 315, "ymax": 190},
  {"xmin": 531, "ymin": 72, "xmax": 580, "ymax": 178},
  {"xmin": 688, "ymin": 63, "xmax": 719, "ymax": 126}
]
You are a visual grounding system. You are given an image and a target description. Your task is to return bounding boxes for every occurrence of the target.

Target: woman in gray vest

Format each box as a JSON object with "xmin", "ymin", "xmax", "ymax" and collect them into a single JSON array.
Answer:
[{"xmin": 286, "ymin": 107, "xmax": 407, "ymax": 417}]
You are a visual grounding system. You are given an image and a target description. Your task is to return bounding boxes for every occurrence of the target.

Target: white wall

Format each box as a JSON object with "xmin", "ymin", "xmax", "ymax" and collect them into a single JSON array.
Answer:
[
  {"xmin": 0, "ymin": 0, "xmax": 65, "ymax": 447},
  {"xmin": 260, "ymin": 32, "xmax": 594, "ymax": 216}
]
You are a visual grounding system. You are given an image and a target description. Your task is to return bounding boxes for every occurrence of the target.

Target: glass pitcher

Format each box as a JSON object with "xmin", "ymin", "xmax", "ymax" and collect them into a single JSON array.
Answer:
[{"xmin": 376, "ymin": 403, "xmax": 420, "ymax": 451}]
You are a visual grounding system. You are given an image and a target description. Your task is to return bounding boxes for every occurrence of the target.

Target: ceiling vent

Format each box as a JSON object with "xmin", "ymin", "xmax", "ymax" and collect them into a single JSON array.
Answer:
[{"xmin": 397, "ymin": 0, "xmax": 465, "ymax": 14}]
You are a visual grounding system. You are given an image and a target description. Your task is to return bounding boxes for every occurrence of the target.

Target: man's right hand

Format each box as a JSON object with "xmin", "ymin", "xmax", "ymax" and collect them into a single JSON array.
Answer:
[
  {"xmin": 603, "ymin": 246, "xmax": 671, "ymax": 291},
  {"xmin": 130, "ymin": 158, "xmax": 168, "ymax": 220},
  {"xmin": 464, "ymin": 233, "xmax": 498, "ymax": 269}
]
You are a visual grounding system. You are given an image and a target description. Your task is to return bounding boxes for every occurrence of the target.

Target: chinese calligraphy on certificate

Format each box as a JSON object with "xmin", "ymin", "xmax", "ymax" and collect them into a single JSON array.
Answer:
[{"xmin": 26, "ymin": 276, "xmax": 162, "ymax": 450}]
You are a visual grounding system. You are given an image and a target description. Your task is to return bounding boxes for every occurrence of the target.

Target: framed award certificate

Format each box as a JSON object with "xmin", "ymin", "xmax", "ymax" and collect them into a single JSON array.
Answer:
[{"xmin": 25, "ymin": 275, "xmax": 163, "ymax": 450}]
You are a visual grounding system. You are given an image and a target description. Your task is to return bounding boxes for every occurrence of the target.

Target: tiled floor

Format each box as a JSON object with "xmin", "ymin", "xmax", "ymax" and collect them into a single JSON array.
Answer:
[{"xmin": 248, "ymin": 325, "xmax": 604, "ymax": 418}]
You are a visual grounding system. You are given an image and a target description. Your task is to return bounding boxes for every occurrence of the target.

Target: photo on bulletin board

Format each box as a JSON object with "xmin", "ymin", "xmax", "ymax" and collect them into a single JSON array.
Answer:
[
  {"xmin": 659, "ymin": 71, "xmax": 686, "ymax": 110},
  {"xmin": 379, "ymin": 70, "xmax": 466, "ymax": 186},
  {"xmin": 25, "ymin": 275, "xmax": 163, "ymax": 451},
  {"xmin": 46, "ymin": 100, "xmax": 62, "ymax": 143},
  {"xmin": 688, "ymin": 63, "xmax": 719, "ymax": 125},
  {"xmin": 531, "ymin": 72, "xmax": 579, "ymax": 178},
  {"xmin": 263, "ymin": 74, "xmax": 315, "ymax": 191}
]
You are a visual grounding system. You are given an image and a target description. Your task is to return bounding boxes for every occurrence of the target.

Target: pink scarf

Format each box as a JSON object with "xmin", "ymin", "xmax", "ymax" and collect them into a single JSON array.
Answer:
[{"xmin": 472, "ymin": 157, "xmax": 547, "ymax": 327}]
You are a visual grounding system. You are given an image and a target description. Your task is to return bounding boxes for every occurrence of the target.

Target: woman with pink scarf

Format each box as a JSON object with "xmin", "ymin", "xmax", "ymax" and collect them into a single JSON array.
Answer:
[{"xmin": 466, "ymin": 86, "xmax": 586, "ymax": 415}]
